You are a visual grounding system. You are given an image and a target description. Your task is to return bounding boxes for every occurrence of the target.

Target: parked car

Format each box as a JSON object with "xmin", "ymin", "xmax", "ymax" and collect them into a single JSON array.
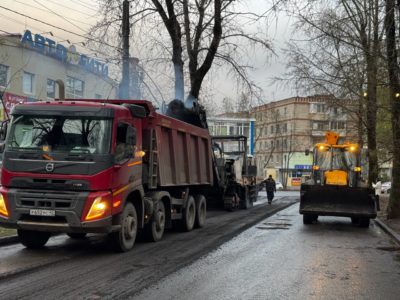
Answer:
[
  {"xmin": 381, "ymin": 181, "xmax": 391, "ymax": 194},
  {"xmin": 276, "ymin": 181, "xmax": 284, "ymax": 190}
]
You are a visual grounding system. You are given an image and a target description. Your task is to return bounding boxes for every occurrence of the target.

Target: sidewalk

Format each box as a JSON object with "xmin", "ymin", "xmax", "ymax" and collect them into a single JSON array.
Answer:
[{"xmin": 376, "ymin": 194, "xmax": 400, "ymax": 244}]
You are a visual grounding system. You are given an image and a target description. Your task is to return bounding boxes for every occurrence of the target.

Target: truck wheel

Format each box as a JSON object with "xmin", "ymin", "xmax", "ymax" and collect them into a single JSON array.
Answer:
[
  {"xmin": 351, "ymin": 217, "xmax": 359, "ymax": 225},
  {"xmin": 303, "ymin": 214, "xmax": 316, "ymax": 225},
  {"xmin": 182, "ymin": 196, "xmax": 196, "ymax": 232},
  {"xmin": 67, "ymin": 233, "xmax": 87, "ymax": 239},
  {"xmin": 144, "ymin": 200, "xmax": 166, "ymax": 242},
  {"xmin": 240, "ymin": 187, "xmax": 253, "ymax": 209},
  {"xmin": 359, "ymin": 218, "xmax": 370, "ymax": 228},
  {"xmin": 195, "ymin": 195, "xmax": 207, "ymax": 228},
  {"xmin": 109, "ymin": 202, "xmax": 137, "ymax": 252},
  {"xmin": 18, "ymin": 229, "xmax": 51, "ymax": 249}
]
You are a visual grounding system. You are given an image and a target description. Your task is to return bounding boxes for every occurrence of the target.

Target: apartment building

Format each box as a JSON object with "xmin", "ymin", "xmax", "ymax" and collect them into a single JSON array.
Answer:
[
  {"xmin": 252, "ymin": 95, "xmax": 358, "ymax": 187},
  {"xmin": 207, "ymin": 112, "xmax": 256, "ymax": 155}
]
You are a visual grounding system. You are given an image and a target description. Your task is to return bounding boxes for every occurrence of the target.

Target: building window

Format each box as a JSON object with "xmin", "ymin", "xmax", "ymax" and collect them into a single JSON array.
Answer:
[
  {"xmin": 66, "ymin": 76, "xmax": 85, "ymax": 99},
  {"xmin": 283, "ymin": 139, "xmax": 287, "ymax": 149},
  {"xmin": 0, "ymin": 64, "xmax": 9, "ymax": 87},
  {"xmin": 271, "ymin": 125, "xmax": 274, "ymax": 134},
  {"xmin": 310, "ymin": 103, "xmax": 326, "ymax": 113},
  {"xmin": 47, "ymin": 79, "xmax": 55, "ymax": 98},
  {"xmin": 331, "ymin": 121, "xmax": 346, "ymax": 130},
  {"xmin": 283, "ymin": 123, "xmax": 287, "ymax": 133},
  {"xmin": 312, "ymin": 121, "xmax": 326, "ymax": 130},
  {"xmin": 23, "ymin": 72, "xmax": 35, "ymax": 94},
  {"xmin": 284, "ymin": 107, "xmax": 287, "ymax": 115}
]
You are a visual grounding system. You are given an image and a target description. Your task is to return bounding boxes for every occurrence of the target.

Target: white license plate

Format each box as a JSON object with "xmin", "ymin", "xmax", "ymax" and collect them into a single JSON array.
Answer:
[{"xmin": 29, "ymin": 209, "xmax": 56, "ymax": 217}]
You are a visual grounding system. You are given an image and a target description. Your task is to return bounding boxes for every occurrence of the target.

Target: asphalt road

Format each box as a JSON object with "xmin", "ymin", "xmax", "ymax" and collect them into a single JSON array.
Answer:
[
  {"xmin": 0, "ymin": 192, "xmax": 296, "ymax": 299},
  {"xmin": 134, "ymin": 203, "xmax": 400, "ymax": 300}
]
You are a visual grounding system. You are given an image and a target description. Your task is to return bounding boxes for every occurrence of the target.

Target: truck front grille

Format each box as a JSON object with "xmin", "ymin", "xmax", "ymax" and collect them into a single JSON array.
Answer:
[{"xmin": 17, "ymin": 190, "xmax": 80, "ymax": 209}]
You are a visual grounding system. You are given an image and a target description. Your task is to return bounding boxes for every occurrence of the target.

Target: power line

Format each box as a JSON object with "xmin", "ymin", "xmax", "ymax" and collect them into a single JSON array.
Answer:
[
  {"xmin": 33, "ymin": 0, "xmax": 87, "ymax": 33},
  {"xmin": 0, "ymin": 5, "xmax": 121, "ymax": 51},
  {"xmin": 14, "ymin": 0, "xmax": 93, "ymax": 26},
  {"xmin": 40, "ymin": 0, "xmax": 98, "ymax": 18},
  {"xmin": 69, "ymin": 0, "xmax": 99, "ymax": 13}
]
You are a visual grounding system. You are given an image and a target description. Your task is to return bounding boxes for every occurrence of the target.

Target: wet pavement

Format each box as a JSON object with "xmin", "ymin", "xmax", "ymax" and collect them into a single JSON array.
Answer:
[
  {"xmin": 134, "ymin": 203, "xmax": 400, "ymax": 300},
  {"xmin": 0, "ymin": 193, "xmax": 297, "ymax": 299}
]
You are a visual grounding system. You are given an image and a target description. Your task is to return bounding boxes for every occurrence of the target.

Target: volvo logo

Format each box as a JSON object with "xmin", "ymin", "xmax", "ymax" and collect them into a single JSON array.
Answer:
[{"xmin": 45, "ymin": 163, "xmax": 55, "ymax": 172}]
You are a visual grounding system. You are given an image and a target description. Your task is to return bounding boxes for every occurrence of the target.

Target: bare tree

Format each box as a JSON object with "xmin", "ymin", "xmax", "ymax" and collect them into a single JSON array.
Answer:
[
  {"xmin": 90, "ymin": 0, "xmax": 275, "ymax": 105},
  {"xmin": 282, "ymin": 0, "xmax": 385, "ymax": 185},
  {"xmin": 384, "ymin": 0, "xmax": 400, "ymax": 217}
]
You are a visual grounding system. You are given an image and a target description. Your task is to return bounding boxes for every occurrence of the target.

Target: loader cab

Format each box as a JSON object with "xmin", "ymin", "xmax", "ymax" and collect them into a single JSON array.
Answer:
[{"xmin": 312, "ymin": 143, "xmax": 360, "ymax": 187}]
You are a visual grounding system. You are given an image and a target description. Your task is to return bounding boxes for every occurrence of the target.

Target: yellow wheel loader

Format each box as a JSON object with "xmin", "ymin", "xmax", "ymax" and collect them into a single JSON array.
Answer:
[{"xmin": 300, "ymin": 132, "xmax": 377, "ymax": 227}]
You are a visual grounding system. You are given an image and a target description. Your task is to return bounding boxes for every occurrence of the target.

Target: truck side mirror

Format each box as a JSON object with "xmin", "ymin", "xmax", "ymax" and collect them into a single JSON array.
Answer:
[
  {"xmin": 0, "ymin": 142, "xmax": 4, "ymax": 153},
  {"xmin": 0, "ymin": 121, "xmax": 8, "ymax": 141},
  {"xmin": 126, "ymin": 126, "xmax": 137, "ymax": 146}
]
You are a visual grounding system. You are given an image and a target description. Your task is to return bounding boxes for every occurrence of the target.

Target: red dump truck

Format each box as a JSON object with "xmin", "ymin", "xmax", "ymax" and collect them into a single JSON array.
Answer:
[{"xmin": 0, "ymin": 99, "xmax": 213, "ymax": 251}]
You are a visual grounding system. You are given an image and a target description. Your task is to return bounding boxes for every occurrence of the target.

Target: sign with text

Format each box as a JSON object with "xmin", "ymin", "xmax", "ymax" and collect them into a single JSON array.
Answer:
[
  {"xmin": 2, "ymin": 92, "xmax": 27, "ymax": 116},
  {"xmin": 20, "ymin": 30, "xmax": 109, "ymax": 77}
]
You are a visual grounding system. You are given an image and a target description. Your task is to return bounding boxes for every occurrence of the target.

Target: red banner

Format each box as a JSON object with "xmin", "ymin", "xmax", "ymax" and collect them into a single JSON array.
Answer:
[{"xmin": 2, "ymin": 92, "xmax": 28, "ymax": 116}]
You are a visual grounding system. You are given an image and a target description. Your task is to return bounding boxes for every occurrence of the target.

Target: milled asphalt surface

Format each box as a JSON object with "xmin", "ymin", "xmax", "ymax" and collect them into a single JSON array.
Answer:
[{"xmin": 134, "ymin": 204, "xmax": 400, "ymax": 300}]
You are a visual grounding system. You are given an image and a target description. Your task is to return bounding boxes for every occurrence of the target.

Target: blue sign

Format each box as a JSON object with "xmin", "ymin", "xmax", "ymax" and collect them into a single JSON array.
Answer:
[
  {"xmin": 295, "ymin": 165, "xmax": 312, "ymax": 170},
  {"xmin": 20, "ymin": 30, "xmax": 108, "ymax": 77}
]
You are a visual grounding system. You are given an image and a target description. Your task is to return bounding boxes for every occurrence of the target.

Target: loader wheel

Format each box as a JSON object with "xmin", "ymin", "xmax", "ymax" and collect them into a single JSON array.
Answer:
[
  {"xmin": 18, "ymin": 229, "xmax": 51, "ymax": 249},
  {"xmin": 109, "ymin": 202, "xmax": 137, "ymax": 252},
  {"xmin": 359, "ymin": 218, "xmax": 370, "ymax": 228},
  {"xmin": 182, "ymin": 196, "xmax": 196, "ymax": 232},
  {"xmin": 67, "ymin": 233, "xmax": 87, "ymax": 239},
  {"xmin": 144, "ymin": 200, "xmax": 166, "ymax": 242},
  {"xmin": 195, "ymin": 195, "xmax": 207, "ymax": 228},
  {"xmin": 303, "ymin": 214, "xmax": 317, "ymax": 225},
  {"xmin": 351, "ymin": 217, "xmax": 359, "ymax": 225}
]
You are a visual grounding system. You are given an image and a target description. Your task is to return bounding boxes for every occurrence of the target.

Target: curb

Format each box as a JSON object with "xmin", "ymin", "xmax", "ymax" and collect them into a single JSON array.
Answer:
[
  {"xmin": 0, "ymin": 235, "xmax": 18, "ymax": 247},
  {"xmin": 374, "ymin": 218, "xmax": 400, "ymax": 245}
]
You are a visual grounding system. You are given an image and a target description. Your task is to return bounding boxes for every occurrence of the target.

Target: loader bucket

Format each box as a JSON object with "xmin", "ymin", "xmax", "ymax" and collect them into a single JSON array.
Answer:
[{"xmin": 300, "ymin": 184, "xmax": 377, "ymax": 219}]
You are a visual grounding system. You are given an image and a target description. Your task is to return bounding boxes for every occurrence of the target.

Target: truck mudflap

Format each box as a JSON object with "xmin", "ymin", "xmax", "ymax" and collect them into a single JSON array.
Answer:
[{"xmin": 300, "ymin": 184, "xmax": 377, "ymax": 219}]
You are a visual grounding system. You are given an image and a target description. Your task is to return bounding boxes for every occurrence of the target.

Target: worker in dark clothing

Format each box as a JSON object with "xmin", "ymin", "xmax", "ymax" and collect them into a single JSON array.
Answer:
[{"xmin": 265, "ymin": 175, "xmax": 276, "ymax": 205}]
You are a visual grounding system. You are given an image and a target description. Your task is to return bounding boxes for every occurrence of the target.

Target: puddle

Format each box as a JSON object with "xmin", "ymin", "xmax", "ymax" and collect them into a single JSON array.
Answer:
[
  {"xmin": 262, "ymin": 222, "xmax": 292, "ymax": 227},
  {"xmin": 256, "ymin": 226, "xmax": 290, "ymax": 230},
  {"xmin": 376, "ymin": 246, "xmax": 400, "ymax": 252}
]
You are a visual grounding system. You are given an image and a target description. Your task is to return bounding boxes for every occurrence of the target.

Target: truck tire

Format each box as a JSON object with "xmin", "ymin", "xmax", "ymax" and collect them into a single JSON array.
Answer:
[
  {"xmin": 18, "ymin": 229, "xmax": 51, "ymax": 249},
  {"xmin": 195, "ymin": 195, "xmax": 207, "ymax": 228},
  {"xmin": 144, "ymin": 200, "xmax": 166, "ymax": 242},
  {"xmin": 109, "ymin": 202, "xmax": 138, "ymax": 252},
  {"xmin": 67, "ymin": 233, "xmax": 87, "ymax": 239},
  {"xmin": 182, "ymin": 196, "xmax": 196, "ymax": 232},
  {"xmin": 239, "ymin": 187, "xmax": 251, "ymax": 209},
  {"xmin": 351, "ymin": 217, "xmax": 359, "ymax": 225},
  {"xmin": 359, "ymin": 218, "xmax": 370, "ymax": 228},
  {"xmin": 303, "ymin": 214, "xmax": 317, "ymax": 225}
]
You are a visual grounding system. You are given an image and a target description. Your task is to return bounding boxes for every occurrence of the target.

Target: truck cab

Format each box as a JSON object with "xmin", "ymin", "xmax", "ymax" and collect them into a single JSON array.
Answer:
[{"xmin": 0, "ymin": 100, "xmax": 145, "ymax": 251}]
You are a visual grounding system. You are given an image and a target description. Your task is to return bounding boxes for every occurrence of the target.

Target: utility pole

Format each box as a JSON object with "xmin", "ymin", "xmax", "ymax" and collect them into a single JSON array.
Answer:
[{"xmin": 119, "ymin": 0, "xmax": 130, "ymax": 99}]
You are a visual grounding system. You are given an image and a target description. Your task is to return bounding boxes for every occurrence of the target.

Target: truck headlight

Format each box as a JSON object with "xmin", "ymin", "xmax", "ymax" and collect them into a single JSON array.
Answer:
[
  {"xmin": 0, "ymin": 194, "xmax": 9, "ymax": 218},
  {"xmin": 85, "ymin": 197, "xmax": 109, "ymax": 221}
]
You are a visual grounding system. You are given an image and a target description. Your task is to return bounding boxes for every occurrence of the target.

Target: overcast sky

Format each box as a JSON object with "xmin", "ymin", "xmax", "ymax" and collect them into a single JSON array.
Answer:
[{"xmin": 1, "ymin": 0, "xmax": 297, "ymax": 108}]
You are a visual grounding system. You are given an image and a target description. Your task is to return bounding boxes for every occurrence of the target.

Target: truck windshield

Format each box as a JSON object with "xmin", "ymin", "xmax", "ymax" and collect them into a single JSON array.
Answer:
[
  {"xmin": 6, "ymin": 115, "xmax": 112, "ymax": 154},
  {"xmin": 315, "ymin": 147, "xmax": 357, "ymax": 171}
]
